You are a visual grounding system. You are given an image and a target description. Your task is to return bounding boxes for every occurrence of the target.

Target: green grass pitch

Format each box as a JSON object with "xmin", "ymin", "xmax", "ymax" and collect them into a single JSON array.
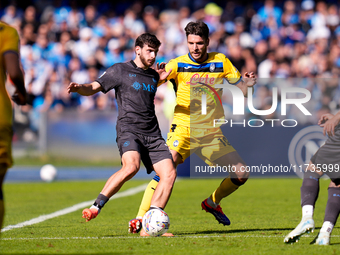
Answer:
[{"xmin": 1, "ymin": 178, "xmax": 339, "ymax": 254}]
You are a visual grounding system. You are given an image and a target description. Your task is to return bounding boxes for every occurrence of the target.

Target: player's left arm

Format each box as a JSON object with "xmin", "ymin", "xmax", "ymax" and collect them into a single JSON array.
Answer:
[
  {"xmin": 319, "ymin": 111, "xmax": 340, "ymax": 137},
  {"xmin": 223, "ymin": 56, "xmax": 256, "ymax": 97},
  {"xmin": 236, "ymin": 72, "xmax": 256, "ymax": 97}
]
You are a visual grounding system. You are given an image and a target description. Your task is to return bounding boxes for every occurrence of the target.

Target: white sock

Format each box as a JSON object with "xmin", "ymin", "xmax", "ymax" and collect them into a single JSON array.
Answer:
[
  {"xmin": 207, "ymin": 197, "xmax": 218, "ymax": 208},
  {"xmin": 320, "ymin": 221, "xmax": 334, "ymax": 233},
  {"xmin": 150, "ymin": 205, "xmax": 162, "ymax": 210},
  {"xmin": 302, "ymin": 205, "xmax": 313, "ymax": 218}
]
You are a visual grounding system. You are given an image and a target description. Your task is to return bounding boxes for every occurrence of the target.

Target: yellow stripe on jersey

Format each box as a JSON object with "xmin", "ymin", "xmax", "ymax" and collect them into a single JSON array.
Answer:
[{"xmin": 165, "ymin": 52, "xmax": 241, "ymax": 128}]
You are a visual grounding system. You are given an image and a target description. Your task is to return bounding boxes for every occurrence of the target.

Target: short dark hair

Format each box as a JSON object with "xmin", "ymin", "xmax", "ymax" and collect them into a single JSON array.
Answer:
[
  {"xmin": 135, "ymin": 33, "xmax": 161, "ymax": 49},
  {"xmin": 184, "ymin": 21, "xmax": 209, "ymax": 41}
]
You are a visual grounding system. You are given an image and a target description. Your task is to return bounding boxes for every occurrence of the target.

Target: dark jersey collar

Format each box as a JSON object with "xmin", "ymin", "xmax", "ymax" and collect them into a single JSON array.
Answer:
[
  {"xmin": 130, "ymin": 60, "xmax": 137, "ymax": 68},
  {"xmin": 130, "ymin": 60, "xmax": 151, "ymax": 73}
]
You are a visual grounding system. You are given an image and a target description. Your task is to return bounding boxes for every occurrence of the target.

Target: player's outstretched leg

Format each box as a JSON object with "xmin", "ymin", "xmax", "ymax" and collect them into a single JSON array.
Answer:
[
  {"xmin": 83, "ymin": 152, "xmax": 140, "ymax": 222},
  {"xmin": 284, "ymin": 169, "xmax": 320, "ymax": 243},
  {"xmin": 201, "ymin": 173, "xmax": 246, "ymax": 226},
  {"xmin": 203, "ymin": 153, "xmax": 248, "ymax": 226}
]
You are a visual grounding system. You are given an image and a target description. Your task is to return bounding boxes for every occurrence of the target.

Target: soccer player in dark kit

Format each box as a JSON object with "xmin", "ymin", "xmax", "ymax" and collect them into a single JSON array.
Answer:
[
  {"xmin": 284, "ymin": 110, "xmax": 340, "ymax": 245},
  {"xmin": 67, "ymin": 33, "xmax": 176, "ymax": 225}
]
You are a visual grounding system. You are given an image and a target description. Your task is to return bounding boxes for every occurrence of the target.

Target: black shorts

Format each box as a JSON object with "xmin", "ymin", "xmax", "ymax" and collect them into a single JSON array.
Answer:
[
  {"xmin": 117, "ymin": 132, "xmax": 172, "ymax": 174},
  {"xmin": 311, "ymin": 125, "xmax": 340, "ymax": 182}
]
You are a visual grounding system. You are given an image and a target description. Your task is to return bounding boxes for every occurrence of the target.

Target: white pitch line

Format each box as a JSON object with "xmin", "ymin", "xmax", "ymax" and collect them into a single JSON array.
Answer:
[
  {"xmin": 1, "ymin": 183, "xmax": 148, "ymax": 233},
  {"xmin": 3, "ymin": 235, "xmax": 340, "ymax": 241}
]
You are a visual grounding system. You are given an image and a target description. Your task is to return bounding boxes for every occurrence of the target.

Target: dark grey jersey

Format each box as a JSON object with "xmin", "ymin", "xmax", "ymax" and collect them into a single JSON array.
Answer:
[{"xmin": 96, "ymin": 60, "xmax": 161, "ymax": 136}]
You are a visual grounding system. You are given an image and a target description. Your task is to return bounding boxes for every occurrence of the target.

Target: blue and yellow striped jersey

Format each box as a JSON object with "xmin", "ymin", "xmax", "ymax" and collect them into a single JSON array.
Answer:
[{"xmin": 164, "ymin": 52, "xmax": 241, "ymax": 128}]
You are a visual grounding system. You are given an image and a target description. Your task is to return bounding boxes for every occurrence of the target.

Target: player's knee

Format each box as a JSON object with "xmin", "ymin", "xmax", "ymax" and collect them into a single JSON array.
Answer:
[
  {"xmin": 231, "ymin": 171, "xmax": 249, "ymax": 185},
  {"xmin": 232, "ymin": 177, "xmax": 248, "ymax": 186},
  {"xmin": 303, "ymin": 170, "xmax": 321, "ymax": 181},
  {"xmin": 165, "ymin": 167, "xmax": 177, "ymax": 182},
  {"xmin": 169, "ymin": 168, "xmax": 177, "ymax": 183},
  {"xmin": 234, "ymin": 170, "xmax": 249, "ymax": 184},
  {"xmin": 160, "ymin": 168, "xmax": 177, "ymax": 188},
  {"xmin": 122, "ymin": 164, "xmax": 139, "ymax": 179}
]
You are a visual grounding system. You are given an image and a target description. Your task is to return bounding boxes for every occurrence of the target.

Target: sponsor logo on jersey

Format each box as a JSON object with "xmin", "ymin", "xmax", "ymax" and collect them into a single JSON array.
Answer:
[
  {"xmin": 143, "ymin": 83, "xmax": 157, "ymax": 93},
  {"xmin": 132, "ymin": 81, "xmax": 142, "ymax": 91},
  {"xmin": 131, "ymin": 81, "xmax": 156, "ymax": 93}
]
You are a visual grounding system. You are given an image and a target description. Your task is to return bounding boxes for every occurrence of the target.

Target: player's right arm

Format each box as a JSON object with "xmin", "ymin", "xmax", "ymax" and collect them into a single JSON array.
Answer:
[{"xmin": 67, "ymin": 81, "xmax": 103, "ymax": 96}]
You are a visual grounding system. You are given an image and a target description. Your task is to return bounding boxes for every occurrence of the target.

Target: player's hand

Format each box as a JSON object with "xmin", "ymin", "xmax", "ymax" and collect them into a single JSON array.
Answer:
[
  {"xmin": 156, "ymin": 62, "xmax": 172, "ymax": 82},
  {"xmin": 67, "ymin": 82, "xmax": 81, "ymax": 94},
  {"xmin": 318, "ymin": 113, "xmax": 334, "ymax": 126},
  {"xmin": 320, "ymin": 114, "xmax": 340, "ymax": 137},
  {"xmin": 11, "ymin": 89, "xmax": 26, "ymax": 105},
  {"xmin": 243, "ymin": 72, "xmax": 256, "ymax": 87}
]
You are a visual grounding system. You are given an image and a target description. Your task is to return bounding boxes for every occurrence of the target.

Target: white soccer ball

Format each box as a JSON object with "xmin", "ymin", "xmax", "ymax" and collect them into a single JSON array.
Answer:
[
  {"xmin": 142, "ymin": 208, "xmax": 170, "ymax": 237},
  {"xmin": 40, "ymin": 164, "xmax": 57, "ymax": 182}
]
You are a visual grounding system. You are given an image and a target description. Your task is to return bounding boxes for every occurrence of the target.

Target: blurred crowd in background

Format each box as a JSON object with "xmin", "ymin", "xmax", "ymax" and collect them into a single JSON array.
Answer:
[{"xmin": 1, "ymin": 0, "xmax": 340, "ymax": 140}]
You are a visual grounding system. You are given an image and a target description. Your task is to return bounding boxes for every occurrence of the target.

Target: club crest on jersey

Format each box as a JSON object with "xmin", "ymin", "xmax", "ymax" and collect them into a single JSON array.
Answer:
[{"xmin": 210, "ymin": 63, "xmax": 215, "ymax": 72}]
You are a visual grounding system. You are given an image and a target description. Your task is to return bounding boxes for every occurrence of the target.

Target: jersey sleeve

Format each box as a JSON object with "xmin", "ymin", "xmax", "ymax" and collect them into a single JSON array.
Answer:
[
  {"xmin": 96, "ymin": 64, "xmax": 121, "ymax": 93},
  {"xmin": 1, "ymin": 26, "xmax": 20, "ymax": 55},
  {"xmin": 165, "ymin": 59, "xmax": 178, "ymax": 81},
  {"xmin": 224, "ymin": 57, "xmax": 242, "ymax": 85}
]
